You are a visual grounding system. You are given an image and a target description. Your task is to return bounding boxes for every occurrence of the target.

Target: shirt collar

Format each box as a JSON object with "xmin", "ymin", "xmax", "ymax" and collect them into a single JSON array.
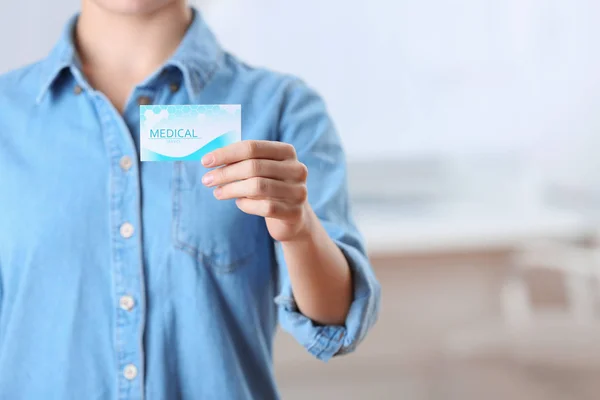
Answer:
[{"xmin": 36, "ymin": 8, "xmax": 223, "ymax": 104}]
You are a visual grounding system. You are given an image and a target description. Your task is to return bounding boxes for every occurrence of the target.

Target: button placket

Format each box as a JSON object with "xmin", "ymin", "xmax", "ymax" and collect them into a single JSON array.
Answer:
[{"xmin": 92, "ymin": 91, "xmax": 147, "ymax": 399}]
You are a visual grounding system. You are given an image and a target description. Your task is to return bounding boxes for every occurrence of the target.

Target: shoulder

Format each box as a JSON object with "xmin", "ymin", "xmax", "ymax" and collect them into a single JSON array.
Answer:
[
  {"xmin": 219, "ymin": 53, "xmax": 333, "ymax": 141},
  {"xmin": 219, "ymin": 52, "xmax": 326, "ymax": 122},
  {"xmin": 0, "ymin": 61, "xmax": 45, "ymax": 106},
  {"xmin": 0, "ymin": 61, "xmax": 47, "ymax": 134},
  {"xmin": 220, "ymin": 52, "xmax": 311, "ymax": 99}
]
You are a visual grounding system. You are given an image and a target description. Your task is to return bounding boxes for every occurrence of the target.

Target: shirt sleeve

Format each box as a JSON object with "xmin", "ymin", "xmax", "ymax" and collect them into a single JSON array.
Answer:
[{"xmin": 273, "ymin": 79, "xmax": 381, "ymax": 362}]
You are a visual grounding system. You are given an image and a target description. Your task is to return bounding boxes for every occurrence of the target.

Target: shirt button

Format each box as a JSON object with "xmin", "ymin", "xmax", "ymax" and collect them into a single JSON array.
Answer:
[
  {"xmin": 137, "ymin": 96, "xmax": 152, "ymax": 105},
  {"xmin": 119, "ymin": 295, "xmax": 135, "ymax": 311},
  {"xmin": 169, "ymin": 83, "xmax": 180, "ymax": 93},
  {"xmin": 120, "ymin": 222, "xmax": 134, "ymax": 239},
  {"xmin": 123, "ymin": 364, "xmax": 138, "ymax": 380},
  {"xmin": 74, "ymin": 85, "xmax": 83, "ymax": 95},
  {"xmin": 119, "ymin": 155, "xmax": 133, "ymax": 171}
]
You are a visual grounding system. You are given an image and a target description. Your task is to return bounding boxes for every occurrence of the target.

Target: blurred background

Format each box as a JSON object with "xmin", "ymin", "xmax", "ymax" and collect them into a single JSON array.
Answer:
[{"xmin": 3, "ymin": 1, "xmax": 600, "ymax": 399}]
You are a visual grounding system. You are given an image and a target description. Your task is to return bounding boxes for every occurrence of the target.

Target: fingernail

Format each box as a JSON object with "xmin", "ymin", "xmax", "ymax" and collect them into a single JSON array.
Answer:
[
  {"xmin": 202, "ymin": 154, "xmax": 214, "ymax": 167},
  {"xmin": 213, "ymin": 187, "xmax": 222, "ymax": 198},
  {"xmin": 202, "ymin": 174, "xmax": 213, "ymax": 186}
]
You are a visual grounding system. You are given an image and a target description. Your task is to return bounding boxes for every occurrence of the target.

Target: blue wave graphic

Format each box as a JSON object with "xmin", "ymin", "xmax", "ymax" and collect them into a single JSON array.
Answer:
[{"xmin": 142, "ymin": 130, "xmax": 240, "ymax": 161}]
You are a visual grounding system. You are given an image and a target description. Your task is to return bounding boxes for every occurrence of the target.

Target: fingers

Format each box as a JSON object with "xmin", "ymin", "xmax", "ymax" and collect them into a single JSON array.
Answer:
[
  {"xmin": 201, "ymin": 140, "xmax": 297, "ymax": 168},
  {"xmin": 202, "ymin": 159, "xmax": 308, "ymax": 187},
  {"xmin": 214, "ymin": 177, "xmax": 308, "ymax": 204},
  {"xmin": 235, "ymin": 198, "xmax": 303, "ymax": 220}
]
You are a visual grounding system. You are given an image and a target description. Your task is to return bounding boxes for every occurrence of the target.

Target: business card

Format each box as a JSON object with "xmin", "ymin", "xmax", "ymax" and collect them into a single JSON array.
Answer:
[{"xmin": 140, "ymin": 104, "xmax": 241, "ymax": 161}]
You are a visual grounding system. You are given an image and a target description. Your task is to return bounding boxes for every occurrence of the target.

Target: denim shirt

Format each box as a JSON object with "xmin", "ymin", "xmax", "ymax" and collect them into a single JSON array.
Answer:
[{"xmin": 0, "ymin": 9, "xmax": 380, "ymax": 400}]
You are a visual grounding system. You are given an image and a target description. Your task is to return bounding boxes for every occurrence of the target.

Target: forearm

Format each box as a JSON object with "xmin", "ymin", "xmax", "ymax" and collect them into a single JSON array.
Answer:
[
  {"xmin": 201, "ymin": 140, "xmax": 354, "ymax": 325},
  {"xmin": 280, "ymin": 205, "xmax": 353, "ymax": 326}
]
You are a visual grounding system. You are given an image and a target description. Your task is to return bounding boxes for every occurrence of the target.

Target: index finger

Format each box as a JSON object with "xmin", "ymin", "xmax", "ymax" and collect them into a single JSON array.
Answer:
[{"xmin": 201, "ymin": 140, "xmax": 296, "ymax": 168}]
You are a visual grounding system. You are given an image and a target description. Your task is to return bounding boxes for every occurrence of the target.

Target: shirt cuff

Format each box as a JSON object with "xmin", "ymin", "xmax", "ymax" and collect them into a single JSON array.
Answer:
[{"xmin": 274, "ymin": 238, "xmax": 381, "ymax": 362}]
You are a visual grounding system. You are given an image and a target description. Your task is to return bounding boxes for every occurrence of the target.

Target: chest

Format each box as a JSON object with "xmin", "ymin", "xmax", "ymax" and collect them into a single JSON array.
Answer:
[{"xmin": 0, "ymin": 92, "xmax": 274, "ymax": 275}]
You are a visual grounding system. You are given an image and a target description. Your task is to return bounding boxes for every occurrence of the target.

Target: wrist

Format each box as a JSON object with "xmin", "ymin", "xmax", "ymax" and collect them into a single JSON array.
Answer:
[{"xmin": 279, "ymin": 203, "xmax": 317, "ymax": 244}]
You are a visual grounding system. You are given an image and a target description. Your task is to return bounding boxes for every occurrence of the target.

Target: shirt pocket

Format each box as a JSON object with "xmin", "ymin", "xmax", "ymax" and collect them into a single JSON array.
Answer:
[{"xmin": 173, "ymin": 162, "xmax": 261, "ymax": 273}]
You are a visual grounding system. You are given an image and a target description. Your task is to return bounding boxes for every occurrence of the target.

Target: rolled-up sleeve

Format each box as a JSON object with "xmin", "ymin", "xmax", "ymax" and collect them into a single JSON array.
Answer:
[{"xmin": 273, "ymin": 79, "xmax": 381, "ymax": 361}]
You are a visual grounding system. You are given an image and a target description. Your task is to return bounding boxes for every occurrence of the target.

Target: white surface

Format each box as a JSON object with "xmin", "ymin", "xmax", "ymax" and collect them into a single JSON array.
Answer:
[{"xmin": 355, "ymin": 203, "xmax": 591, "ymax": 255}]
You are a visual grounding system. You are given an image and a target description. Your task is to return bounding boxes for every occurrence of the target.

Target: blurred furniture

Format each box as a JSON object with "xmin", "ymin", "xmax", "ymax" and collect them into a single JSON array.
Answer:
[
  {"xmin": 445, "ymin": 237, "xmax": 600, "ymax": 358},
  {"xmin": 440, "ymin": 237, "xmax": 600, "ymax": 400},
  {"xmin": 274, "ymin": 188, "xmax": 597, "ymax": 399},
  {"xmin": 503, "ymin": 240, "xmax": 600, "ymax": 327}
]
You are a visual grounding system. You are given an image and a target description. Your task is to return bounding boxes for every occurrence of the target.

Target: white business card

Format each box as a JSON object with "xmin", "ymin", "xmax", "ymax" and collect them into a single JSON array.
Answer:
[{"xmin": 140, "ymin": 104, "xmax": 241, "ymax": 161}]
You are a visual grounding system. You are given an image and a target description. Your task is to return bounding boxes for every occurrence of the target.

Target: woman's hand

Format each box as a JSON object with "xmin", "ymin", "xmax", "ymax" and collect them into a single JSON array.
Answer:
[{"xmin": 201, "ymin": 140, "xmax": 311, "ymax": 243}]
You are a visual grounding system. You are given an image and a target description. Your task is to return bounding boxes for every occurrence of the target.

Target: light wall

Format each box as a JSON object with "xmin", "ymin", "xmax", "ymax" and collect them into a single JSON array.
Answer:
[
  {"xmin": 200, "ymin": 0, "xmax": 600, "ymax": 191},
  {"xmin": 2, "ymin": 1, "xmax": 600, "ymax": 185}
]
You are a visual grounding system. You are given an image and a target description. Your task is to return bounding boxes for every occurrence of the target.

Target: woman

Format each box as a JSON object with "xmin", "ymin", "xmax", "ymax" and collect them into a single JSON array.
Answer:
[{"xmin": 0, "ymin": 0, "xmax": 380, "ymax": 398}]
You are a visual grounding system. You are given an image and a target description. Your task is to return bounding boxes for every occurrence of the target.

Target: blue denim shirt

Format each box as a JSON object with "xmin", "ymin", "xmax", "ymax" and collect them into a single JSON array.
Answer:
[{"xmin": 0, "ymin": 9, "xmax": 380, "ymax": 400}]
